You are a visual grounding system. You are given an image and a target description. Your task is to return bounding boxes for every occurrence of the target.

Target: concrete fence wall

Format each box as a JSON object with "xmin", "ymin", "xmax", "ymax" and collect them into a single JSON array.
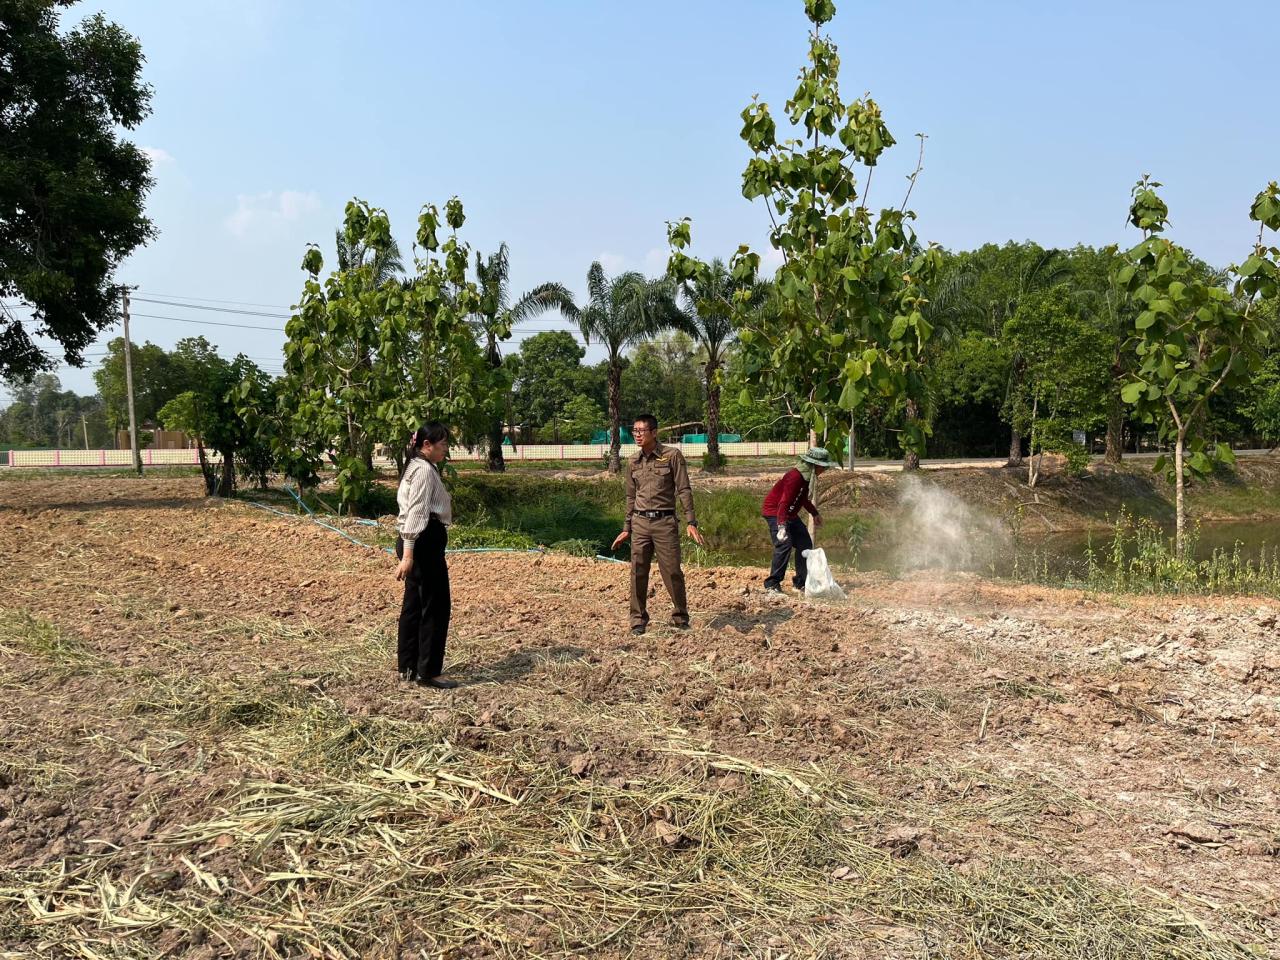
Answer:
[{"xmin": 3, "ymin": 441, "xmax": 808, "ymax": 469}]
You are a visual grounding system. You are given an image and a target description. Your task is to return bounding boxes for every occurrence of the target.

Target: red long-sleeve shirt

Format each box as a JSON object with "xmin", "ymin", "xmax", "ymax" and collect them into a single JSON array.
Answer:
[{"xmin": 762, "ymin": 468, "xmax": 818, "ymax": 523}]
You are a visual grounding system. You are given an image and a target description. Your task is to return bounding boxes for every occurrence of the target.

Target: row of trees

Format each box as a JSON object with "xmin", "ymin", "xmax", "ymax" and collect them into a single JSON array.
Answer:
[
  {"xmin": 661, "ymin": 0, "xmax": 1280, "ymax": 555},
  {"xmin": 9, "ymin": 231, "xmax": 1280, "ymax": 492},
  {"xmin": 0, "ymin": 375, "xmax": 111, "ymax": 449},
  {"xmin": 5, "ymin": 0, "xmax": 1276, "ymax": 555}
]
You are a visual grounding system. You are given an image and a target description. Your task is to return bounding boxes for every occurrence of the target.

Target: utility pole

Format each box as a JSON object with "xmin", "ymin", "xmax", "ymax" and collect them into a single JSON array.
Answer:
[
  {"xmin": 121, "ymin": 286, "xmax": 142, "ymax": 476},
  {"xmin": 82, "ymin": 414, "xmax": 89, "ymax": 450}
]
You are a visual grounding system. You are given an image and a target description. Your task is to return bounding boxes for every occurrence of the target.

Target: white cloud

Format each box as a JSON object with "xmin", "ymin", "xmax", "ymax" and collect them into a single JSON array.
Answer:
[
  {"xmin": 595, "ymin": 249, "xmax": 672, "ymax": 279},
  {"xmin": 595, "ymin": 252, "xmax": 627, "ymax": 276},
  {"xmin": 140, "ymin": 146, "xmax": 175, "ymax": 165},
  {"xmin": 642, "ymin": 247, "xmax": 670, "ymax": 278},
  {"xmin": 225, "ymin": 190, "xmax": 321, "ymax": 238},
  {"xmin": 760, "ymin": 245, "xmax": 785, "ymax": 276}
]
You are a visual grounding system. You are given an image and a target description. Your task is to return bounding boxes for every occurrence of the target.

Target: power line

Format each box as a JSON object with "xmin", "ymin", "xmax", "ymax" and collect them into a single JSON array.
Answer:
[
  {"xmin": 137, "ymin": 291, "xmax": 291, "ymax": 310},
  {"xmin": 131, "ymin": 296, "xmax": 290, "ymax": 319},
  {"xmin": 131, "ymin": 311, "xmax": 284, "ymax": 332}
]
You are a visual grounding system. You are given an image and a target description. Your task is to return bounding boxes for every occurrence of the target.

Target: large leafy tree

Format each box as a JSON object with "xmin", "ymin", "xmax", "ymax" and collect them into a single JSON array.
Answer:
[
  {"xmin": 157, "ymin": 337, "xmax": 264, "ymax": 497},
  {"xmin": 510, "ymin": 330, "xmax": 585, "ymax": 442},
  {"xmin": 559, "ymin": 394, "xmax": 604, "ymax": 443},
  {"xmin": 1239, "ymin": 298, "xmax": 1280, "ymax": 446},
  {"xmin": 947, "ymin": 244, "xmax": 1071, "ymax": 466},
  {"xmin": 1, "ymin": 2, "xmax": 154, "ymax": 380},
  {"xmin": 671, "ymin": 0, "xmax": 941, "ymax": 479},
  {"xmin": 279, "ymin": 198, "xmax": 487, "ymax": 510},
  {"xmin": 92, "ymin": 337, "xmax": 183, "ymax": 430},
  {"xmin": 574, "ymin": 263, "xmax": 683, "ymax": 473},
  {"xmin": 899, "ymin": 263, "xmax": 974, "ymax": 470},
  {"xmin": 1116, "ymin": 177, "xmax": 1278, "ymax": 555},
  {"xmin": 473, "ymin": 244, "xmax": 575, "ymax": 470},
  {"xmin": 620, "ymin": 333, "xmax": 704, "ymax": 432},
  {"xmin": 0, "ymin": 373, "xmax": 109, "ymax": 448},
  {"xmin": 1002, "ymin": 288, "xmax": 1111, "ymax": 486}
]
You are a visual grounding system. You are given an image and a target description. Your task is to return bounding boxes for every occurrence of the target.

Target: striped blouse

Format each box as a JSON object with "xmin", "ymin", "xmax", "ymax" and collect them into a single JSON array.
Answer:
[{"xmin": 396, "ymin": 457, "xmax": 452, "ymax": 544}]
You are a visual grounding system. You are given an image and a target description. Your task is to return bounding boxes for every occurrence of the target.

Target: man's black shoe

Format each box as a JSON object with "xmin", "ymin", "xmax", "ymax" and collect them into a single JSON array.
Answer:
[
  {"xmin": 672, "ymin": 622, "xmax": 690, "ymax": 630},
  {"xmin": 764, "ymin": 584, "xmax": 782, "ymax": 594},
  {"xmin": 631, "ymin": 626, "xmax": 646, "ymax": 636},
  {"xmin": 416, "ymin": 675, "xmax": 458, "ymax": 689},
  {"xmin": 398, "ymin": 669, "xmax": 416, "ymax": 682}
]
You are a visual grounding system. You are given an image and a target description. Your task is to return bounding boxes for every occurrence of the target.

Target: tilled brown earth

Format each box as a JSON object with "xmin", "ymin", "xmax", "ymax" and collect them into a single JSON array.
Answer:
[{"xmin": 0, "ymin": 475, "xmax": 1277, "ymax": 958}]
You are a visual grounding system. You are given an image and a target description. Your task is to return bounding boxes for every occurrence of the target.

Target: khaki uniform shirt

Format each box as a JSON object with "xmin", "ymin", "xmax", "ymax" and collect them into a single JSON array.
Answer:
[{"xmin": 624, "ymin": 443, "xmax": 697, "ymax": 532}]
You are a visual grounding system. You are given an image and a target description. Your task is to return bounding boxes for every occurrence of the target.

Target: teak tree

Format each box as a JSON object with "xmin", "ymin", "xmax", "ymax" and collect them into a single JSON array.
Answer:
[
  {"xmin": 280, "ymin": 198, "xmax": 487, "ymax": 511},
  {"xmin": 670, "ymin": 0, "xmax": 941, "ymax": 471},
  {"xmin": 1116, "ymin": 178, "xmax": 1278, "ymax": 555}
]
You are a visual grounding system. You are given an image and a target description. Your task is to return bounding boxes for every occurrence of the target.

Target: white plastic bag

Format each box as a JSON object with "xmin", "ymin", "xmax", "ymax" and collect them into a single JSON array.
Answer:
[{"xmin": 802, "ymin": 547, "xmax": 846, "ymax": 601}]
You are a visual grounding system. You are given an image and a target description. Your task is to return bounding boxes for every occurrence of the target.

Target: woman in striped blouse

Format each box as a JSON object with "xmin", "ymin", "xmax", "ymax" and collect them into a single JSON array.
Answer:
[{"xmin": 395, "ymin": 422, "xmax": 457, "ymax": 688}]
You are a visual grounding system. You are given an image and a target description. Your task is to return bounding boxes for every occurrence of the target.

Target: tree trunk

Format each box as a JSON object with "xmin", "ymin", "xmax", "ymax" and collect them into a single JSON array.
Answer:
[
  {"xmin": 485, "ymin": 333, "xmax": 505, "ymax": 472},
  {"xmin": 1008, "ymin": 422, "xmax": 1023, "ymax": 467},
  {"xmin": 1027, "ymin": 397, "xmax": 1040, "ymax": 487},
  {"xmin": 218, "ymin": 449, "xmax": 235, "ymax": 498},
  {"xmin": 1105, "ymin": 353, "xmax": 1124, "ymax": 464},
  {"xmin": 486, "ymin": 422, "xmax": 506, "ymax": 472},
  {"xmin": 1006, "ymin": 355, "xmax": 1025, "ymax": 467},
  {"xmin": 196, "ymin": 441, "xmax": 217, "ymax": 496},
  {"xmin": 903, "ymin": 398, "xmax": 920, "ymax": 472},
  {"xmin": 1105, "ymin": 394, "xmax": 1124, "ymax": 465},
  {"xmin": 607, "ymin": 358, "xmax": 622, "ymax": 474},
  {"xmin": 705, "ymin": 360, "xmax": 722, "ymax": 473},
  {"xmin": 1174, "ymin": 428, "xmax": 1186, "ymax": 559}
]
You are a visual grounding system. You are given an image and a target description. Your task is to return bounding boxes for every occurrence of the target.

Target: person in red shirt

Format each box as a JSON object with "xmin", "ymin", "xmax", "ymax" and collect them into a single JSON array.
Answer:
[{"xmin": 761, "ymin": 447, "xmax": 838, "ymax": 592}]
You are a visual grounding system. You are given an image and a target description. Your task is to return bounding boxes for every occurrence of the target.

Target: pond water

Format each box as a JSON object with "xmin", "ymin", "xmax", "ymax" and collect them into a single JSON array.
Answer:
[{"xmin": 722, "ymin": 519, "xmax": 1280, "ymax": 580}]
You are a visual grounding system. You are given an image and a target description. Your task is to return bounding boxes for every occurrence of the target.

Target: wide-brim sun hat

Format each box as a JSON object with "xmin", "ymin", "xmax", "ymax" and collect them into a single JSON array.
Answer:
[{"xmin": 800, "ymin": 447, "xmax": 841, "ymax": 469}]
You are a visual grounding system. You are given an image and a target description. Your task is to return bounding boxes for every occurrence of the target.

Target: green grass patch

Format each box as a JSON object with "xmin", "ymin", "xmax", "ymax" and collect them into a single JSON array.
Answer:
[{"xmin": 1018, "ymin": 509, "xmax": 1280, "ymax": 598}]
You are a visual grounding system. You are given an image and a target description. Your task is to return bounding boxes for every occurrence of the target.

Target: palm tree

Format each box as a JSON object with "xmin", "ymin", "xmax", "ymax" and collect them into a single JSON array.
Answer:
[
  {"xmin": 904, "ymin": 264, "xmax": 975, "ymax": 470},
  {"xmin": 969, "ymin": 246, "xmax": 1070, "ymax": 466},
  {"xmin": 474, "ymin": 244, "xmax": 576, "ymax": 471},
  {"xmin": 679, "ymin": 259, "xmax": 766, "ymax": 472},
  {"xmin": 575, "ymin": 262, "xmax": 684, "ymax": 473},
  {"xmin": 1077, "ymin": 272, "xmax": 1136, "ymax": 465},
  {"xmin": 335, "ymin": 230, "xmax": 404, "ymax": 284}
]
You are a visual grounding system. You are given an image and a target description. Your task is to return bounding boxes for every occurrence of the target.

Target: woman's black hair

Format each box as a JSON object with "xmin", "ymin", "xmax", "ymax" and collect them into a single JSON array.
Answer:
[{"xmin": 404, "ymin": 421, "xmax": 449, "ymax": 464}]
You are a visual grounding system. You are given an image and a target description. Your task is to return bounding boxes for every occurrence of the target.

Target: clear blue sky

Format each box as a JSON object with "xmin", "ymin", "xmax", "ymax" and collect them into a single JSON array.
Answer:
[{"xmin": 27, "ymin": 0, "xmax": 1280, "ymax": 398}]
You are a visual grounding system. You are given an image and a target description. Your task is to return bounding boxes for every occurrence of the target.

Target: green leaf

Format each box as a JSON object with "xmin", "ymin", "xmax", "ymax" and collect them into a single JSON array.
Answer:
[
  {"xmin": 804, "ymin": 0, "xmax": 836, "ymax": 26},
  {"xmin": 1121, "ymin": 381, "xmax": 1145, "ymax": 404}
]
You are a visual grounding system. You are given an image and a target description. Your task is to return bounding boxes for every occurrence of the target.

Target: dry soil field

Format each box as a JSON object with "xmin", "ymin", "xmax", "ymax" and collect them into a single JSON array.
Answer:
[{"xmin": 1, "ymin": 475, "xmax": 1278, "ymax": 959}]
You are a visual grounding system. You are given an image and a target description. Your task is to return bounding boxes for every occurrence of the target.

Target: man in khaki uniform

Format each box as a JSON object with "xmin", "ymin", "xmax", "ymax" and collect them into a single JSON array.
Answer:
[{"xmin": 611, "ymin": 413, "xmax": 705, "ymax": 634}]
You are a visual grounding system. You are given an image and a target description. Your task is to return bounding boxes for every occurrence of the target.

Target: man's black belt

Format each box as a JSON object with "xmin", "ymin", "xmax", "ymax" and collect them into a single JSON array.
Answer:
[{"xmin": 636, "ymin": 509, "xmax": 675, "ymax": 519}]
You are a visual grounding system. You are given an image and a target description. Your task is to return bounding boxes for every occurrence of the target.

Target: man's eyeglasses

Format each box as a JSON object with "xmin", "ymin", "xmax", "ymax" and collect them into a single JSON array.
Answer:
[{"xmin": 633, "ymin": 427, "xmax": 652, "ymax": 434}]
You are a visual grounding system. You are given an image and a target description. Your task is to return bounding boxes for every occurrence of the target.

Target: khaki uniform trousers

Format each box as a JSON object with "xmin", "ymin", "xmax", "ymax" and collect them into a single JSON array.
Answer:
[{"xmin": 629, "ymin": 514, "xmax": 689, "ymax": 629}]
